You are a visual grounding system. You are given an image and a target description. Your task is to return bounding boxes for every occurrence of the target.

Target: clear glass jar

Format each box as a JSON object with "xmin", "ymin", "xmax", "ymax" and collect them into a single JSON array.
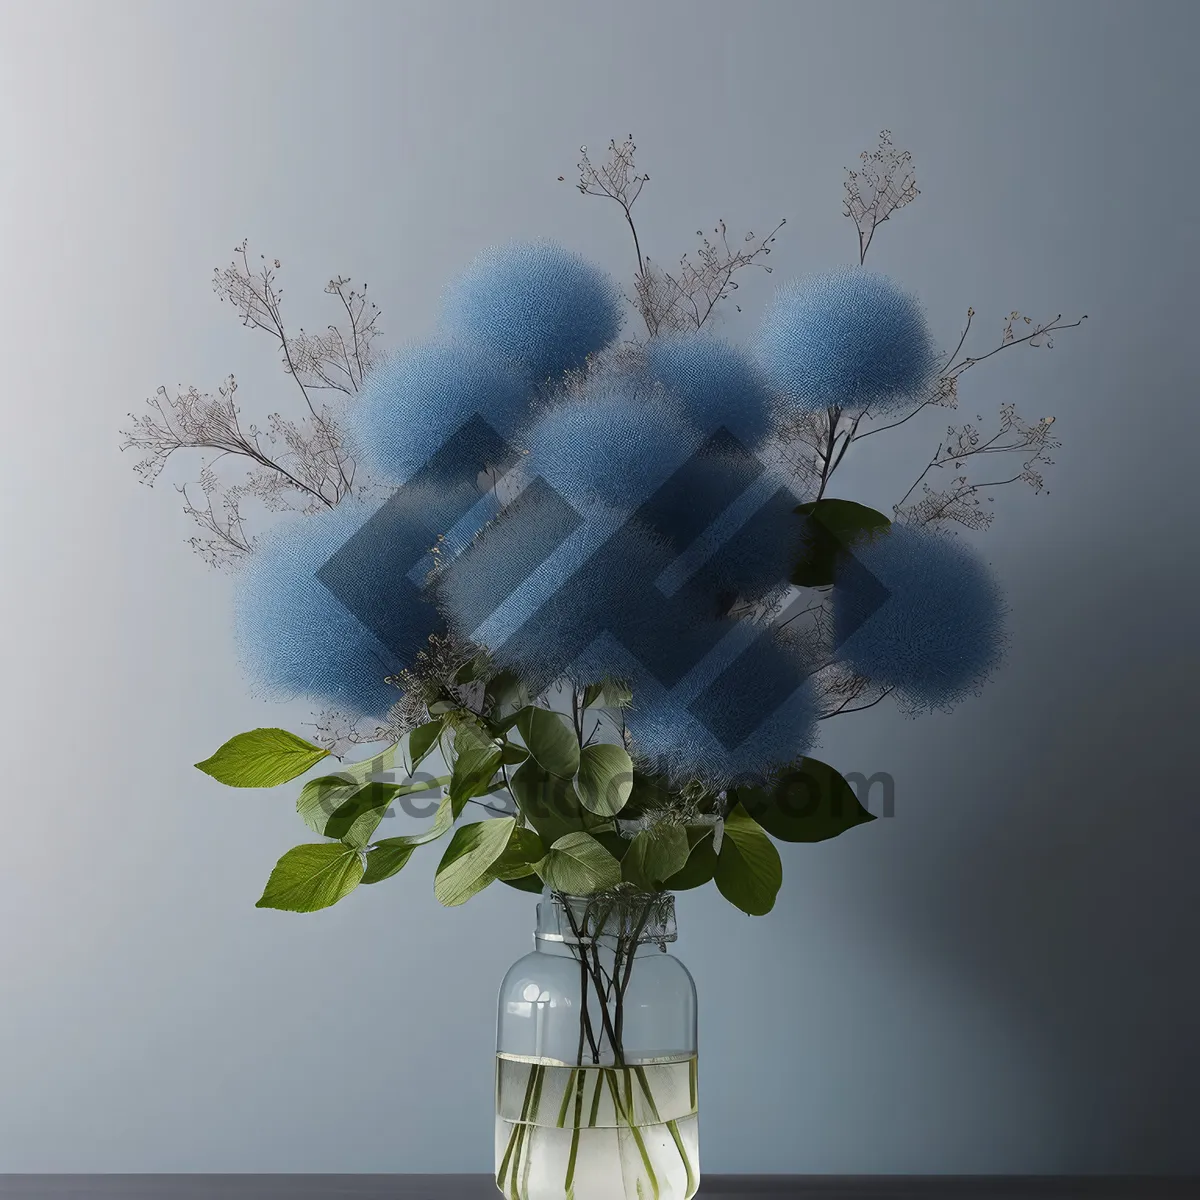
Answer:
[{"xmin": 494, "ymin": 888, "xmax": 699, "ymax": 1200}]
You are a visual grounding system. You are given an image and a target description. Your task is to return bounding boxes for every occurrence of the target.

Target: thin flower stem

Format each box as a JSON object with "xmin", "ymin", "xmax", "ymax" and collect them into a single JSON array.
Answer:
[
  {"xmin": 604, "ymin": 1068, "xmax": 660, "ymax": 1199},
  {"xmin": 563, "ymin": 1068, "xmax": 587, "ymax": 1195},
  {"xmin": 497, "ymin": 1062, "xmax": 539, "ymax": 1192},
  {"xmin": 556, "ymin": 1069, "xmax": 580, "ymax": 1128}
]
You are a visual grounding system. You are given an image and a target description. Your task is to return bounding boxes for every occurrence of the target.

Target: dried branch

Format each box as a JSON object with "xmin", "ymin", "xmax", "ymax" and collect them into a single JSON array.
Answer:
[
  {"xmin": 274, "ymin": 275, "xmax": 384, "ymax": 396},
  {"xmin": 894, "ymin": 402, "xmax": 1061, "ymax": 530},
  {"xmin": 177, "ymin": 468, "xmax": 254, "ymax": 568},
  {"xmin": 819, "ymin": 679, "xmax": 895, "ymax": 720},
  {"xmin": 566, "ymin": 136, "xmax": 784, "ymax": 337},
  {"xmin": 844, "ymin": 129, "xmax": 919, "ymax": 265},
  {"xmin": 635, "ymin": 218, "xmax": 785, "ymax": 336},
  {"xmin": 122, "ymin": 241, "xmax": 381, "ymax": 567},
  {"xmin": 121, "ymin": 375, "xmax": 337, "ymax": 503}
]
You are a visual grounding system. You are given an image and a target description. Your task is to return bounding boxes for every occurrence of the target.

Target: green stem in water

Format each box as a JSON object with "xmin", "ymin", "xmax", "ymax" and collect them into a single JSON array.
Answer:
[
  {"xmin": 667, "ymin": 1118, "xmax": 698, "ymax": 1197},
  {"xmin": 497, "ymin": 1061, "xmax": 539, "ymax": 1193},
  {"xmin": 604, "ymin": 1068, "xmax": 660, "ymax": 1200},
  {"xmin": 586, "ymin": 1068, "xmax": 604, "ymax": 1128},
  {"xmin": 632, "ymin": 1065, "xmax": 698, "ymax": 1196},
  {"xmin": 516, "ymin": 1065, "xmax": 545, "ymax": 1198},
  {"xmin": 563, "ymin": 1067, "xmax": 587, "ymax": 1196},
  {"xmin": 556, "ymin": 1068, "xmax": 579, "ymax": 1128}
]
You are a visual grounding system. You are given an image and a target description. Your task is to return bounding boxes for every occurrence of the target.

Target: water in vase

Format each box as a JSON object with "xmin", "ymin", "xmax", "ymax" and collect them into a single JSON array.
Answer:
[{"xmin": 494, "ymin": 1053, "xmax": 699, "ymax": 1200}]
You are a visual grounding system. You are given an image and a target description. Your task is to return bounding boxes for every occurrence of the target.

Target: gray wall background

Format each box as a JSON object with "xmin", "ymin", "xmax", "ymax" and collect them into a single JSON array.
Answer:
[{"xmin": 2, "ymin": 0, "xmax": 1197, "ymax": 1176}]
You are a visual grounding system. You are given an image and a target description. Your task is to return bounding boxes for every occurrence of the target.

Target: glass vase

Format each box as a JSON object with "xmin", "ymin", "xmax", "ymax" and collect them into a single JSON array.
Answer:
[{"xmin": 494, "ymin": 888, "xmax": 699, "ymax": 1200}]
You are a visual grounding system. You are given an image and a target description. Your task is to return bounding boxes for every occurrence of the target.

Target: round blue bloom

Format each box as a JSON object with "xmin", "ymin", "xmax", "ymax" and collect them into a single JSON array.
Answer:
[
  {"xmin": 234, "ymin": 498, "xmax": 445, "ymax": 719},
  {"xmin": 832, "ymin": 523, "xmax": 1008, "ymax": 712},
  {"xmin": 755, "ymin": 269, "xmax": 939, "ymax": 415},
  {"xmin": 645, "ymin": 333, "xmax": 778, "ymax": 447},
  {"xmin": 624, "ymin": 628, "xmax": 821, "ymax": 788},
  {"xmin": 523, "ymin": 376, "xmax": 706, "ymax": 508},
  {"xmin": 440, "ymin": 240, "xmax": 623, "ymax": 385},
  {"xmin": 346, "ymin": 341, "xmax": 530, "ymax": 486}
]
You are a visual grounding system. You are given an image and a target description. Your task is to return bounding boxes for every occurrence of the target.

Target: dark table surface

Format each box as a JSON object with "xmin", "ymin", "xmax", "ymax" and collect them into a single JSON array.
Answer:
[{"xmin": 0, "ymin": 1178, "xmax": 1195, "ymax": 1199}]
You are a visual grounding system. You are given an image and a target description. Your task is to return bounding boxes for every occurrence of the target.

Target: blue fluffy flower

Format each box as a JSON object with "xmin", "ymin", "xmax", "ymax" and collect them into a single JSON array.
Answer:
[
  {"xmin": 755, "ymin": 269, "xmax": 939, "ymax": 414},
  {"xmin": 440, "ymin": 240, "xmax": 623, "ymax": 385},
  {"xmin": 623, "ymin": 626, "xmax": 821, "ymax": 787},
  {"xmin": 234, "ymin": 498, "xmax": 444, "ymax": 719},
  {"xmin": 644, "ymin": 333, "xmax": 778, "ymax": 447},
  {"xmin": 523, "ymin": 375, "xmax": 706, "ymax": 508},
  {"xmin": 832, "ymin": 523, "xmax": 1008, "ymax": 712},
  {"xmin": 346, "ymin": 341, "xmax": 529, "ymax": 486}
]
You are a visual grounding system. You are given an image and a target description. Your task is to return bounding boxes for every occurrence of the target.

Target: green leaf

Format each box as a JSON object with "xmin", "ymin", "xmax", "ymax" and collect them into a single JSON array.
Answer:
[
  {"xmin": 323, "ymin": 781, "xmax": 401, "ymax": 848},
  {"xmin": 509, "ymin": 760, "xmax": 601, "ymax": 848},
  {"xmin": 486, "ymin": 670, "xmax": 530, "ymax": 726},
  {"xmin": 662, "ymin": 826, "xmax": 719, "ymax": 891},
  {"xmin": 195, "ymin": 728, "xmax": 329, "ymax": 789},
  {"xmin": 591, "ymin": 828, "xmax": 631, "ymax": 863},
  {"xmin": 449, "ymin": 720, "xmax": 504, "ymax": 806},
  {"xmin": 332, "ymin": 742, "xmax": 406, "ymax": 790},
  {"xmin": 408, "ymin": 719, "xmax": 445, "ymax": 770},
  {"xmin": 737, "ymin": 758, "xmax": 876, "ymax": 843},
  {"xmin": 714, "ymin": 803, "xmax": 783, "ymax": 916},
  {"xmin": 500, "ymin": 742, "xmax": 529, "ymax": 765},
  {"xmin": 488, "ymin": 827, "xmax": 546, "ymax": 881},
  {"xmin": 296, "ymin": 773, "xmax": 361, "ymax": 835},
  {"xmin": 622, "ymin": 824, "xmax": 691, "ymax": 890},
  {"xmin": 434, "ymin": 817, "xmax": 516, "ymax": 907},
  {"xmin": 537, "ymin": 831, "xmax": 622, "ymax": 895},
  {"xmin": 791, "ymin": 498, "xmax": 891, "ymax": 588},
  {"xmin": 359, "ymin": 786, "xmax": 460, "ymax": 885},
  {"xmin": 582, "ymin": 679, "xmax": 633, "ymax": 709},
  {"xmin": 499, "ymin": 872, "xmax": 545, "ymax": 894},
  {"xmin": 575, "ymin": 743, "xmax": 634, "ymax": 817},
  {"xmin": 516, "ymin": 706, "xmax": 580, "ymax": 779},
  {"xmin": 620, "ymin": 771, "xmax": 674, "ymax": 821},
  {"xmin": 255, "ymin": 843, "xmax": 365, "ymax": 912},
  {"xmin": 360, "ymin": 840, "xmax": 416, "ymax": 885}
]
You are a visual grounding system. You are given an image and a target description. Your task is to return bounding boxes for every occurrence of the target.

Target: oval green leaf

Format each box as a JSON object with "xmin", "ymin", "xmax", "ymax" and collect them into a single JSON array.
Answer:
[
  {"xmin": 538, "ymin": 831, "xmax": 622, "ymax": 895},
  {"xmin": 196, "ymin": 728, "xmax": 329, "ymax": 789},
  {"xmin": 359, "ymin": 786, "xmax": 459, "ymax": 886},
  {"xmin": 408, "ymin": 719, "xmax": 445, "ymax": 770},
  {"xmin": 323, "ymin": 781, "xmax": 401, "ymax": 848},
  {"xmin": 488, "ymin": 827, "xmax": 546, "ymax": 881},
  {"xmin": 255, "ymin": 843, "xmax": 365, "ymax": 912},
  {"xmin": 662, "ymin": 826, "xmax": 719, "ymax": 891},
  {"xmin": 434, "ymin": 817, "xmax": 516, "ymax": 907},
  {"xmin": 360, "ymin": 840, "xmax": 417, "ymax": 885},
  {"xmin": 509, "ymin": 760, "xmax": 600, "ymax": 848},
  {"xmin": 296, "ymin": 773, "xmax": 360, "ymax": 835},
  {"xmin": 449, "ymin": 719, "xmax": 504, "ymax": 806},
  {"xmin": 714, "ymin": 803, "xmax": 783, "ymax": 916},
  {"xmin": 737, "ymin": 758, "xmax": 876, "ymax": 842},
  {"xmin": 516, "ymin": 706, "xmax": 580, "ymax": 779},
  {"xmin": 620, "ymin": 771, "xmax": 674, "ymax": 821},
  {"xmin": 486, "ymin": 671, "xmax": 531, "ymax": 727},
  {"xmin": 499, "ymin": 872, "xmax": 545, "ymax": 894},
  {"xmin": 576, "ymin": 743, "xmax": 634, "ymax": 817},
  {"xmin": 791, "ymin": 498, "xmax": 891, "ymax": 588},
  {"xmin": 621, "ymin": 825, "xmax": 691, "ymax": 890}
]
